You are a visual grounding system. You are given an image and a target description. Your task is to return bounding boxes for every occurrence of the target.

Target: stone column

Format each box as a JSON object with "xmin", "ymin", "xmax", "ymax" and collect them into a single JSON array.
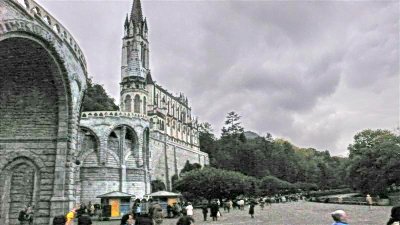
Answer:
[
  {"xmin": 119, "ymin": 127, "xmax": 126, "ymax": 192},
  {"xmin": 163, "ymin": 134, "xmax": 170, "ymax": 191}
]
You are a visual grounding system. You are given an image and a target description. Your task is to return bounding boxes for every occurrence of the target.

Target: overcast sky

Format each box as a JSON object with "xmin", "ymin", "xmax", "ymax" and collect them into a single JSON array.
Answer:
[{"xmin": 37, "ymin": 0, "xmax": 399, "ymax": 156}]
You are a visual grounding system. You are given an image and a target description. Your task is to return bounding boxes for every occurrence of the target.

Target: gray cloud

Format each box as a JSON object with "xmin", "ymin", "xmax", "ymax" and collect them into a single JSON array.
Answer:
[{"xmin": 38, "ymin": 0, "xmax": 399, "ymax": 156}]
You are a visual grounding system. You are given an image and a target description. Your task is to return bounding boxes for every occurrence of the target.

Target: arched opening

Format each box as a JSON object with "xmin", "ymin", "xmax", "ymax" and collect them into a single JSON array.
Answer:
[
  {"xmin": 0, "ymin": 36, "xmax": 69, "ymax": 224},
  {"xmin": 124, "ymin": 95, "xmax": 132, "ymax": 112},
  {"xmin": 77, "ymin": 127, "xmax": 99, "ymax": 204},
  {"xmin": 0, "ymin": 159, "xmax": 40, "ymax": 225},
  {"xmin": 134, "ymin": 95, "xmax": 140, "ymax": 113}
]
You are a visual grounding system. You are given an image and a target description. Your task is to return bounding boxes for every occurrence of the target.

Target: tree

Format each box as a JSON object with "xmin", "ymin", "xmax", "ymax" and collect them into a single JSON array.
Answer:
[
  {"xmin": 82, "ymin": 78, "xmax": 119, "ymax": 111},
  {"xmin": 174, "ymin": 167, "xmax": 257, "ymax": 200},
  {"xmin": 347, "ymin": 129, "xmax": 400, "ymax": 195},
  {"xmin": 151, "ymin": 179, "xmax": 166, "ymax": 193},
  {"xmin": 180, "ymin": 160, "xmax": 202, "ymax": 175},
  {"xmin": 199, "ymin": 122, "xmax": 217, "ymax": 156},
  {"xmin": 348, "ymin": 129, "xmax": 393, "ymax": 158},
  {"xmin": 221, "ymin": 111, "xmax": 244, "ymax": 139}
]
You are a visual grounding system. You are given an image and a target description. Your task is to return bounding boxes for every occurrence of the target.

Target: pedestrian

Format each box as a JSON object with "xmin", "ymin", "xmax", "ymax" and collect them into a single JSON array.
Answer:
[
  {"xmin": 331, "ymin": 210, "xmax": 349, "ymax": 225},
  {"xmin": 185, "ymin": 202, "xmax": 193, "ymax": 218},
  {"xmin": 134, "ymin": 213, "xmax": 154, "ymax": 225},
  {"xmin": 249, "ymin": 202, "xmax": 255, "ymax": 218},
  {"xmin": 176, "ymin": 211, "xmax": 195, "ymax": 225},
  {"xmin": 201, "ymin": 204, "xmax": 208, "ymax": 221},
  {"xmin": 77, "ymin": 212, "xmax": 92, "ymax": 225},
  {"xmin": 167, "ymin": 204, "xmax": 173, "ymax": 218},
  {"xmin": 387, "ymin": 205, "xmax": 400, "ymax": 225},
  {"xmin": 366, "ymin": 194, "xmax": 373, "ymax": 209},
  {"xmin": 52, "ymin": 215, "xmax": 66, "ymax": 225},
  {"xmin": 121, "ymin": 213, "xmax": 133, "ymax": 225},
  {"xmin": 25, "ymin": 206, "xmax": 34, "ymax": 225},
  {"xmin": 18, "ymin": 207, "xmax": 28, "ymax": 225},
  {"xmin": 210, "ymin": 201, "xmax": 219, "ymax": 221},
  {"xmin": 150, "ymin": 201, "xmax": 163, "ymax": 225},
  {"xmin": 66, "ymin": 207, "xmax": 77, "ymax": 225}
]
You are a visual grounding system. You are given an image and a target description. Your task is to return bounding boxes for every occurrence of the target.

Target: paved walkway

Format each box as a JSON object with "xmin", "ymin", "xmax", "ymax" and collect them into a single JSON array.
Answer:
[{"xmin": 93, "ymin": 201, "xmax": 392, "ymax": 225}]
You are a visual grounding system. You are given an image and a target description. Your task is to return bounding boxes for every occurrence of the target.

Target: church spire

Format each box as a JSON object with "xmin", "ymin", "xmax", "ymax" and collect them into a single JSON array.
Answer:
[{"xmin": 130, "ymin": 0, "xmax": 143, "ymax": 24}]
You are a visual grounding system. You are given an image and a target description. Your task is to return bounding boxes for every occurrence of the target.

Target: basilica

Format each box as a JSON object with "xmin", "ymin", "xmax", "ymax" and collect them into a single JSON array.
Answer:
[{"xmin": 77, "ymin": 0, "xmax": 209, "ymax": 204}]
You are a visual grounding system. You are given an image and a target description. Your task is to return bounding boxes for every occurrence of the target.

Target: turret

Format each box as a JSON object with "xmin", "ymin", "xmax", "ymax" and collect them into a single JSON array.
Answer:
[{"xmin": 120, "ymin": 0, "xmax": 150, "ymax": 115}]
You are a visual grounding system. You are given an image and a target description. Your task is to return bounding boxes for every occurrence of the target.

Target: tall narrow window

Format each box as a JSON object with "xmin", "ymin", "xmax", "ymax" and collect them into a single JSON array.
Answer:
[
  {"xmin": 143, "ymin": 96, "xmax": 147, "ymax": 114},
  {"xmin": 141, "ymin": 45, "xmax": 145, "ymax": 67},
  {"xmin": 134, "ymin": 94, "xmax": 141, "ymax": 113},
  {"xmin": 124, "ymin": 95, "xmax": 132, "ymax": 112}
]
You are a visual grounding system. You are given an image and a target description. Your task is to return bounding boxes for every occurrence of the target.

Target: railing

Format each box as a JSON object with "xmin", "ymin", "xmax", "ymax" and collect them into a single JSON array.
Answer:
[
  {"xmin": 81, "ymin": 111, "xmax": 148, "ymax": 120},
  {"xmin": 11, "ymin": 0, "xmax": 87, "ymax": 72}
]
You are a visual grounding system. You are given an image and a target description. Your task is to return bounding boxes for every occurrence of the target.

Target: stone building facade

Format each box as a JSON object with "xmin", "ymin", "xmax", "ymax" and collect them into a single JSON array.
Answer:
[{"xmin": 0, "ymin": 0, "xmax": 208, "ymax": 224}]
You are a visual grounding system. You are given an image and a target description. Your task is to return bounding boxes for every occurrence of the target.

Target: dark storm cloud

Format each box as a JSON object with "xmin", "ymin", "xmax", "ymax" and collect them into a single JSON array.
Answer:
[{"xmin": 38, "ymin": 0, "xmax": 399, "ymax": 155}]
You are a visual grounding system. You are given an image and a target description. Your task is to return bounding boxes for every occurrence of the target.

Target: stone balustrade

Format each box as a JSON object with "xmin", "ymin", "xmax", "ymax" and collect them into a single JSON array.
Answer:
[
  {"xmin": 11, "ymin": 0, "xmax": 87, "ymax": 72},
  {"xmin": 81, "ymin": 111, "xmax": 148, "ymax": 120}
]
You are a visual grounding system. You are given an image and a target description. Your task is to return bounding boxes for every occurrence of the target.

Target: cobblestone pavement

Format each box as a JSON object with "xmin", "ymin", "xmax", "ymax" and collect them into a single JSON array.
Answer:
[{"xmin": 93, "ymin": 201, "xmax": 391, "ymax": 225}]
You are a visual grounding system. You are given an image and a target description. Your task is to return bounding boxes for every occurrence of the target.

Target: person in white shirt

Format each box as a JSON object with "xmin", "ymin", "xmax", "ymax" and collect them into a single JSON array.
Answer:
[{"xmin": 185, "ymin": 202, "xmax": 194, "ymax": 218}]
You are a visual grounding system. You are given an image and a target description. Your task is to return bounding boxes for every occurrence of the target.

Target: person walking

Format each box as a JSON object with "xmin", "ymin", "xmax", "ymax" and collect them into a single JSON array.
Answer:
[
  {"xmin": 249, "ymin": 202, "xmax": 255, "ymax": 219},
  {"xmin": 387, "ymin": 206, "xmax": 400, "ymax": 225},
  {"xmin": 201, "ymin": 204, "xmax": 208, "ymax": 221},
  {"xmin": 366, "ymin": 194, "xmax": 373, "ymax": 209},
  {"xmin": 77, "ymin": 212, "xmax": 92, "ymax": 225},
  {"xmin": 210, "ymin": 201, "xmax": 219, "ymax": 221},
  {"xmin": 331, "ymin": 210, "xmax": 349, "ymax": 225},
  {"xmin": 185, "ymin": 202, "xmax": 194, "ymax": 218},
  {"xmin": 66, "ymin": 207, "xmax": 77, "ymax": 225}
]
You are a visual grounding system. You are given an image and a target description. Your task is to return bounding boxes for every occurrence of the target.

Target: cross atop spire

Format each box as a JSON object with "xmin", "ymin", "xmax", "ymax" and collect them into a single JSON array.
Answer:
[{"xmin": 130, "ymin": 0, "xmax": 143, "ymax": 24}]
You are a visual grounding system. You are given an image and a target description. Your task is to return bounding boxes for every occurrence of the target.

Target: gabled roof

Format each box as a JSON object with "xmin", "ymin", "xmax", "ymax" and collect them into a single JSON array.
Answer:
[
  {"xmin": 96, "ymin": 191, "xmax": 135, "ymax": 198},
  {"xmin": 149, "ymin": 191, "xmax": 181, "ymax": 197}
]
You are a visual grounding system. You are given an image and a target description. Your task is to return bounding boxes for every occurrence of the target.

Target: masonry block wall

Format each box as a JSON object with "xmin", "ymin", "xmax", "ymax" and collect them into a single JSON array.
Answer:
[{"xmin": 149, "ymin": 132, "xmax": 209, "ymax": 190}]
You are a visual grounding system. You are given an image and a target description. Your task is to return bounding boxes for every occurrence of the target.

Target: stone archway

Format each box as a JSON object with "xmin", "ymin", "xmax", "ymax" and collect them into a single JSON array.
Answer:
[
  {"xmin": 0, "ymin": 158, "xmax": 40, "ymax": 225},
  {"xmin": 0, "ymin": 35, "xmax": 75, "ymax": 224}
]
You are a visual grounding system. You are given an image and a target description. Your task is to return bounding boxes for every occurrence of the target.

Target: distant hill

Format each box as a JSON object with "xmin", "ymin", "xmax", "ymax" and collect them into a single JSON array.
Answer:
[{"xmin": 244, "ymin": 131, "xmax": 260, "ymax": 139}]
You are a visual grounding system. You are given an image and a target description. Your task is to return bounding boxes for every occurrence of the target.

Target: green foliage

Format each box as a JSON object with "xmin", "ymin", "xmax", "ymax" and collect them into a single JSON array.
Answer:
[
  {"xmin": 221, "ymin": 111, "xmax": 244, "ymax": 139},
  {"xmin": 347, "ymin": 129, "xmax": 400, "ymax": 195},
  {"xmin": 82, "ymin": 78, "xmax": 119, "ymax": 111},
  {"xmin": 199, "ymin": 111, "xmax": 348, "ymax": 191},
  {"xmin": 180, "ymin": 160, "xmax": 202, "ymax": 175},
  {"xmin": 151, "ymin": 179, "xmax": 166, "ymax": 193},
  {"xmin": 259, "ymin": 176, "xmax": 294, "ymax": 194},
  {"xmin": 174, "ymin": 167, "xmax": 258, "ymax": 200}
]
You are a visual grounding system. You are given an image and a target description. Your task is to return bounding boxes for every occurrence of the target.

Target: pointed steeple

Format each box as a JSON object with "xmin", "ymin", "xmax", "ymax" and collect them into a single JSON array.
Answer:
[
  {"xmin": 124, "ymin": 14, "xmax": 129, "ymax": 28},
  {"xmin": 130, "ymin": 0, "xmax": 143, "ymax": 24}
]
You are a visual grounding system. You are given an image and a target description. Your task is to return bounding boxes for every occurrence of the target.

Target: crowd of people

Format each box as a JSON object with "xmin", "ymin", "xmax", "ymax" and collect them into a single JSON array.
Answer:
[{"xmin": 41, "ymin": 193, "xmax": 400, "ymax": 225}]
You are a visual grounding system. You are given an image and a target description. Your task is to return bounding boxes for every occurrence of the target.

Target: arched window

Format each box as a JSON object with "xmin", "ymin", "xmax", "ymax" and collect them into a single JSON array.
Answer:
[
  {"xmin": 124, "ymin": 95, "xmax": 132, "ymax": 112},
  {"xmin": 143, "ymin": 96, "xmax": 147, "ymax": 114},
  {"xmin": 134, "ymin": 95, "xmax": 141, "ymax": 113}
]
